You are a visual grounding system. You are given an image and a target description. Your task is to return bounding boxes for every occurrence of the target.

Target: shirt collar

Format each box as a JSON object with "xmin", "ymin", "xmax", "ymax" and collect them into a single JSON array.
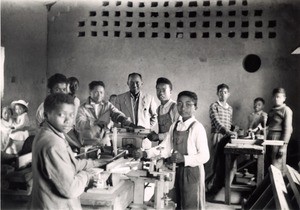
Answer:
[
  {"xmin": 130, "ymin": 91, "xmax": 140, "ymax": 100},
  {"xmin": 217, "ymin": 100, "xmax": 229, "ymax": 109},
  {"xmin": 89, "ymin": 97, "xmax": 104, "ymax": 105},
  {"xmin": 177, "ymin": 116, "xmax": 195, "ymax": 127},
  {"xmin": 44, "ymin": 121, "xmax": 65, "ymax": 140},
  {"xmin": 161, "ymin": 99, "xmax": 175, "ymax": 108}
]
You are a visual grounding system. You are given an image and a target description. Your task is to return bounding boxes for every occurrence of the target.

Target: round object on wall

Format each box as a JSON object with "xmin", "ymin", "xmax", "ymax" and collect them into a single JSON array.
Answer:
[{"xmin": 243, "ymin": 54, "xmax": 261, "ymax": 73}]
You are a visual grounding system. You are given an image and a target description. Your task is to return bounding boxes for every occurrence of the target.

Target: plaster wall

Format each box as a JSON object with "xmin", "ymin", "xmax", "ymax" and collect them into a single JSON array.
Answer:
[{"xmin": 1, "ymin": 0, "xmax": 48, "ymax": 125}]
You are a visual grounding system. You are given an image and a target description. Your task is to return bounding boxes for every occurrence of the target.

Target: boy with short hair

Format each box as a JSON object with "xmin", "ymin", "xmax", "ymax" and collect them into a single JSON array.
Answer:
[
  {"xmin": 133, "ymin": 91, "xmax": 209, "ymax": 210},
  {"xmin": 147, "ymin": 77, "xmax": 179, "ymax": 143},
  {"xmin": 247, "ymin": 97, "xmax": 268, "ymax": 134},
  {"xmin": 31, "ymin": 93, "xmax": 101, "ymax": 209},
  {"xmin": 206, "ymin": 83, "xmax": 236, "ymax": 196}
]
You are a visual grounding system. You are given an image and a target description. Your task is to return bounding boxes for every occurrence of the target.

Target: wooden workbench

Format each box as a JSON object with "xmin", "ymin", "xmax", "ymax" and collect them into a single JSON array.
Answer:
[
  {"xmin": 224, "ymin": 142, "xmax": 265, "ymax": 205},
  {"xmin": 80, "ymin": 180, "xmax": 134, "ymax": 210}
]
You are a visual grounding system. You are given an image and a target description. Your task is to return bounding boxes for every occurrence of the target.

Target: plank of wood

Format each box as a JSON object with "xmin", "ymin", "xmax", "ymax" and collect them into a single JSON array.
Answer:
[
  {"xmin": 286, "ymin": 165, "xmax": 300, "ymax": 208},
  {"xmin": 269, "ymin": 165, "xmax": 291, "ymax": 210},
  {"xmin": 16, "ymin": 153, "xmax": 32, "ymax": 169}
]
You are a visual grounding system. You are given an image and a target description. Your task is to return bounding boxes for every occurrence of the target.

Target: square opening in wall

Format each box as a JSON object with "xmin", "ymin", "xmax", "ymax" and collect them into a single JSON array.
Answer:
[
  {"xmin": 190, "ymin": 21, "xmax": 196, "ymax": 27},
  {"xmin": 268, "ymin": 20, "xmax": 276, "ymax": 28},
  {"xmin": 216, "ymin": 21, "xmax": 223, "ymax": 27},
  {"xmin": 190, "ymin": 32, "xmax": 197, "ymax": 38},
  {"xmin": 152, "ymin": 32, "xmax": 158, "ymax": 38},
  {"xmin": 177, "ymin": 21, "xmax": 184, "ymax": 28},
  {"xmin": 103, "ymin": 21, "xmax": 108, "ymax": 26},
  {"xmin": 228, "ymin": 11, "xmax": 236, "ymax": 16},
  {"xmin": 103, "ymin": 1, "xmax": 109, "ymax": 6},
  {"xmin": 189, "ymin": 1, "xmax": 197, "ymax": 7},
  {"xmin": 163, "ymin": 1, "xmax": 169, "ymax": 7},
  {"xmin": 125, "ymin": 32, "xmax": 132, "ymax": 37},
  {"xmin": 228, "ymin": 32, "xmax": 235, "ymax": 38},
  {"xmin": 176, "ymin": 32, "xmax": 183, "ymax": 38},
  {"xmin": 203, "ymin": 1, "xmax": 210, "ymax": 6},
  {"xmin": 216, "ymin": 11, "xmax": 222, "ymax": 16},
  {"xmin": 216, "ymin": 32, "xmax": 222, "ymax": 38},
  {"xmin": 255, "ymin": 21, "xmax": 263, "ymax": 27},
  {"xmin": 164, "ymin": 12, "xmax": 170, "ymax": 17},
  {"xmin": 229, "ymin": 0, "xmax": 236, "ymax": 6},
  {"xmin": 126, "ymin": 12, "xmax": 133, "ymax": 17},
  {"xmin": 116, "ymin": 1, "xmax": 121, "ymax": 6},
  {"xmin": 242, "ymin": 21, "xmax": 249, "ymax": 27},
  {"xmin": 175, "ymin": 1, "xmax": 183, "ymax": 7},
  {"xmin": 115, "ymin": 11, "xmax": 121, "ymax": 17},
  {"xmin": 152, "ymin": 22, "xmax": 159, "ymax": 28},
  {"xmin": 189, "ymin": 11, "xmax": 197, "ymax": 17},
  {"xmin": 242, "ymin": 10, "xmax": 248, "ymax": 16},
  {"xmin": 126, "ymin": 22, "xmax": 133, "ymax": 27},
  {"xmin": 217, "ymin": 0, "xmax": 222, "ymax": 6},
  {"xmin": 269, "ymin": 32, "xmax": 276, "ymax": 38},
  {"xmin": 151, "ymin": 2, "xmax": 158, "ymax": 7},
  {"xmin": 203, "ymin": 21, "xmax": 210, "ymax": 28},
  {"xmin": 115, "ymin": 21, "xmax": 120, "ymax": 26},
  {"xmin": 255, "ymin": 32, "xmax": 263, "ymax": 38},
  {"xmin": 139, "ymin": 2, "xmax": 145, "ymax": 7},
  {"xmin": 78, "ymin": 32, "xmax": 85, "ymax": 37},
  {"xmin": 127, "ymin": 2, "xmax": 133, "ymax": 7},
  {"xmin": 241, "ymin": 32, "xmax": 249, "ymax": 38},
  {"xmin": 203, "ymin": 11, "xmax": 210, "ymax": 16},
  {"xmin": 202, "ymin": 32, "xmax": 209, "ymax": 38},
  {"xmin": 151, "ymin": 12, "xmax": 159, "ymax": 17},
  {"xmin": 254, "ymin": 10, "xmax": 263, "ymax": 16},
  {"xmin": 242, "ymin": 0, "xmax": 248, "ymax": 6},
  {"xmin": 139, "ymin": 12, "xmax": 145, "ymax": 17},
  {"xmin": 165, "ymin": 22, "xmax": 171, "ymax": 28},
  {"xmin": 114, "ymin": 31, "xmax": 120, "ymax": 37},
  {"xmin": 138, "ymin": 22, "xmax": 145, "ymax": 27},
  {"xmin": 91, "ymin": 31, "xmax": 97, "ymax": 36},
  {"xmin": 90, "ymin": 11, "xmax": 96, "ymax": 16},
  {"xmin": 103, "ymin": 31, "xmax": 108, "ymax": 36},
  {"xmin": 91, "ymin": 21, "xmax": 97, "ymax": 26},
  {"xmin": 102, "ymin": 11, "xmax": 109, "ymax": 16},
  {"xmin": 78, "ymin": 21, "xmax": 85, "ymax": 27},
  {"xmin": 229, "ymin": 21, "xmax": 235, "ymax": 27},
  {"xmin": 176, "ymin": 12, "xmax": 184, "ymax": 18},
  {"xmin": 164, "ymin": 33, "xmax": 171, "ymax": 38},
  {"xmin": 139, "ymin": 32, "xmax": 145, "ymax": 37}
]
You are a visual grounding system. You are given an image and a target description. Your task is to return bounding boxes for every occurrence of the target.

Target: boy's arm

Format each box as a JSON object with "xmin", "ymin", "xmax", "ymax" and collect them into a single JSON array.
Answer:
[
  {"xmin": 184, "ymin": 123, "xmax": 210, "ymax": 167},
  {"xmin": 209, "ymin": 103, "xmax": 230, "ymax": 135},
  {"xmin": 75, "ymin": 106, "xmax": 92, "ymax": 131},
  {"xmin": 282, "ymin": 107, "xmax": 293, "ymax": 143},
  {"xmin": 44, "ymin": 147, "xmax": 91, "ymax": 199},
  {"xmin": 108, "ymin": 102, "xmax": 131, "ymax": 125}
]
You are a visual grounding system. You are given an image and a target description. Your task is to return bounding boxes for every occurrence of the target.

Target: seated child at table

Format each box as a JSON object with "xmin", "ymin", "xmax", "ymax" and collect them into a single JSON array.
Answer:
[
  {"xmin": 6, "ymin": 100, "xmax": 30, "ymax": 154},
  {"xmin": 133, "ymin": 91, "xmax": 210, "ymax": 210},
  {"xmin": 247, "ymin": 97, "xmax": 268, "ymax": 135},
  {"xmin": 30, "ymin": 93, "xmax": 104, "ymax": 210},
  {"xmin": 1, "ymin": 107, "xmax": 14, "ymax": 152}
]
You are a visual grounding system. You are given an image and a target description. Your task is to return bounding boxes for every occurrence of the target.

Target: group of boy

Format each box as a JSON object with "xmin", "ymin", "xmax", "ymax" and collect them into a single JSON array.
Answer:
[{"xmin": 29, "ymin": 71, "xmax": 292, "ymax": 210}]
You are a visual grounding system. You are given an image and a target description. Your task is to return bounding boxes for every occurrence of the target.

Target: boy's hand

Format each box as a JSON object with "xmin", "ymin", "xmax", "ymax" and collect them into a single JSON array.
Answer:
[
  {"xmin": 147, "ymin": 131, "xmax": 159, "ymax": 141},
  {"xmin": 170, "ymin": 151, "xmax": 184, "ymax": 163},
  {"xmin": 95, "ymin": 120, "xmax": 108, "ymax": 129},
  {"xmin": 132, "ymin": 149, "xmax": 146, "ymax": 160}
]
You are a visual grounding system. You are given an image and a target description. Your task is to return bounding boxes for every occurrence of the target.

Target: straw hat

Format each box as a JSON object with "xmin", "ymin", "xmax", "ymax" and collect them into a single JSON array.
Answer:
[{"xmin": 11, "ymin": 100, "xmax": 29, "ymax": 109}]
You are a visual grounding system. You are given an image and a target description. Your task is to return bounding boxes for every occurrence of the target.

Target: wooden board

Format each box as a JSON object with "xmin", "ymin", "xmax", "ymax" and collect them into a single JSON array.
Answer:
[{"xmin": 286, "ymin": 165, "xmax": 300, "ymax": 207}]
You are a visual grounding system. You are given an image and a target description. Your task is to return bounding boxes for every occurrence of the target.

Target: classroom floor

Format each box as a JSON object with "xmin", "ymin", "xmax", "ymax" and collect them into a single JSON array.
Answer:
[{"xmin": 1, "ymin": 187, "xmax": 243, "ymax": 210}]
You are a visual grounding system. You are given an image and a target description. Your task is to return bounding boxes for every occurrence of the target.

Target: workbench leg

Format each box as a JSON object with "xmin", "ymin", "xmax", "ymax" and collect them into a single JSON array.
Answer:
[
  {"xmin": 133, "ymin": 179, "xmax": 145, "ymax": 204},
  {"xmin": 225, "ymin": 154, "xmax": 231, "ymax": 205},
  {"xmin": 257, "ymin": 154, "xmax": 264, "ymax": 185}
]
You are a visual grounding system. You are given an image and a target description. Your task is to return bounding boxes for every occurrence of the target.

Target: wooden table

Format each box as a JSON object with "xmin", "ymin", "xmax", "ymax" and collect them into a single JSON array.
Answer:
[
  {"xmin": 80, "ymin": 180, "xmax": 134, "ymax": 210},
  {"xmin": 224, "ymin": 142, "xmax": 265, "ymax": 205}
]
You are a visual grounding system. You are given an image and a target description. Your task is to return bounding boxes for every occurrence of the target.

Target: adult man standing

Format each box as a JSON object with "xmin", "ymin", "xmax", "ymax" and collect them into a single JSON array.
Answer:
[{"xmin": 115, "ymin": 73, "xmax": 157, "ymax": 129}]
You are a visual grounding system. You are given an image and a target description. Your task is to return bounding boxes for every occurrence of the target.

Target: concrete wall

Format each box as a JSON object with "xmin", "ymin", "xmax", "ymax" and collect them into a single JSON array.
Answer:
[{"xmin": 1, "ymin": 0, "xmax": 48, "ymax": 125}]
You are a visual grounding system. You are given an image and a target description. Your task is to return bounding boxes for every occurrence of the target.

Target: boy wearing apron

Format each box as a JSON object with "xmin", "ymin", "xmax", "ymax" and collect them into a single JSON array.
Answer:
[
  {"xmin": 147, "ymin": 77, "xmax": 179, "ymax": 143},
  {"xmin": 134, "ymin": 91, "xmax": 210, "ymax": 209}
]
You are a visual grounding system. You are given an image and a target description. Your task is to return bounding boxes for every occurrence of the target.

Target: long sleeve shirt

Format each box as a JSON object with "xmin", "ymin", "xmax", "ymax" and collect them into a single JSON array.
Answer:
[
  {"xmin": 31, "ymin": 121, "xmax": 101, "ymax": 210},
  {"xmin": 267, "ymin": 104, "xmax": 293, "ymax": 143},
  {"xmin": 209, "ymin": 101, "xmax": 233, "ymax": 134},
  {"xmin": 146, "ymin": 116, "xmax": 210, "ymax": 167}
]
